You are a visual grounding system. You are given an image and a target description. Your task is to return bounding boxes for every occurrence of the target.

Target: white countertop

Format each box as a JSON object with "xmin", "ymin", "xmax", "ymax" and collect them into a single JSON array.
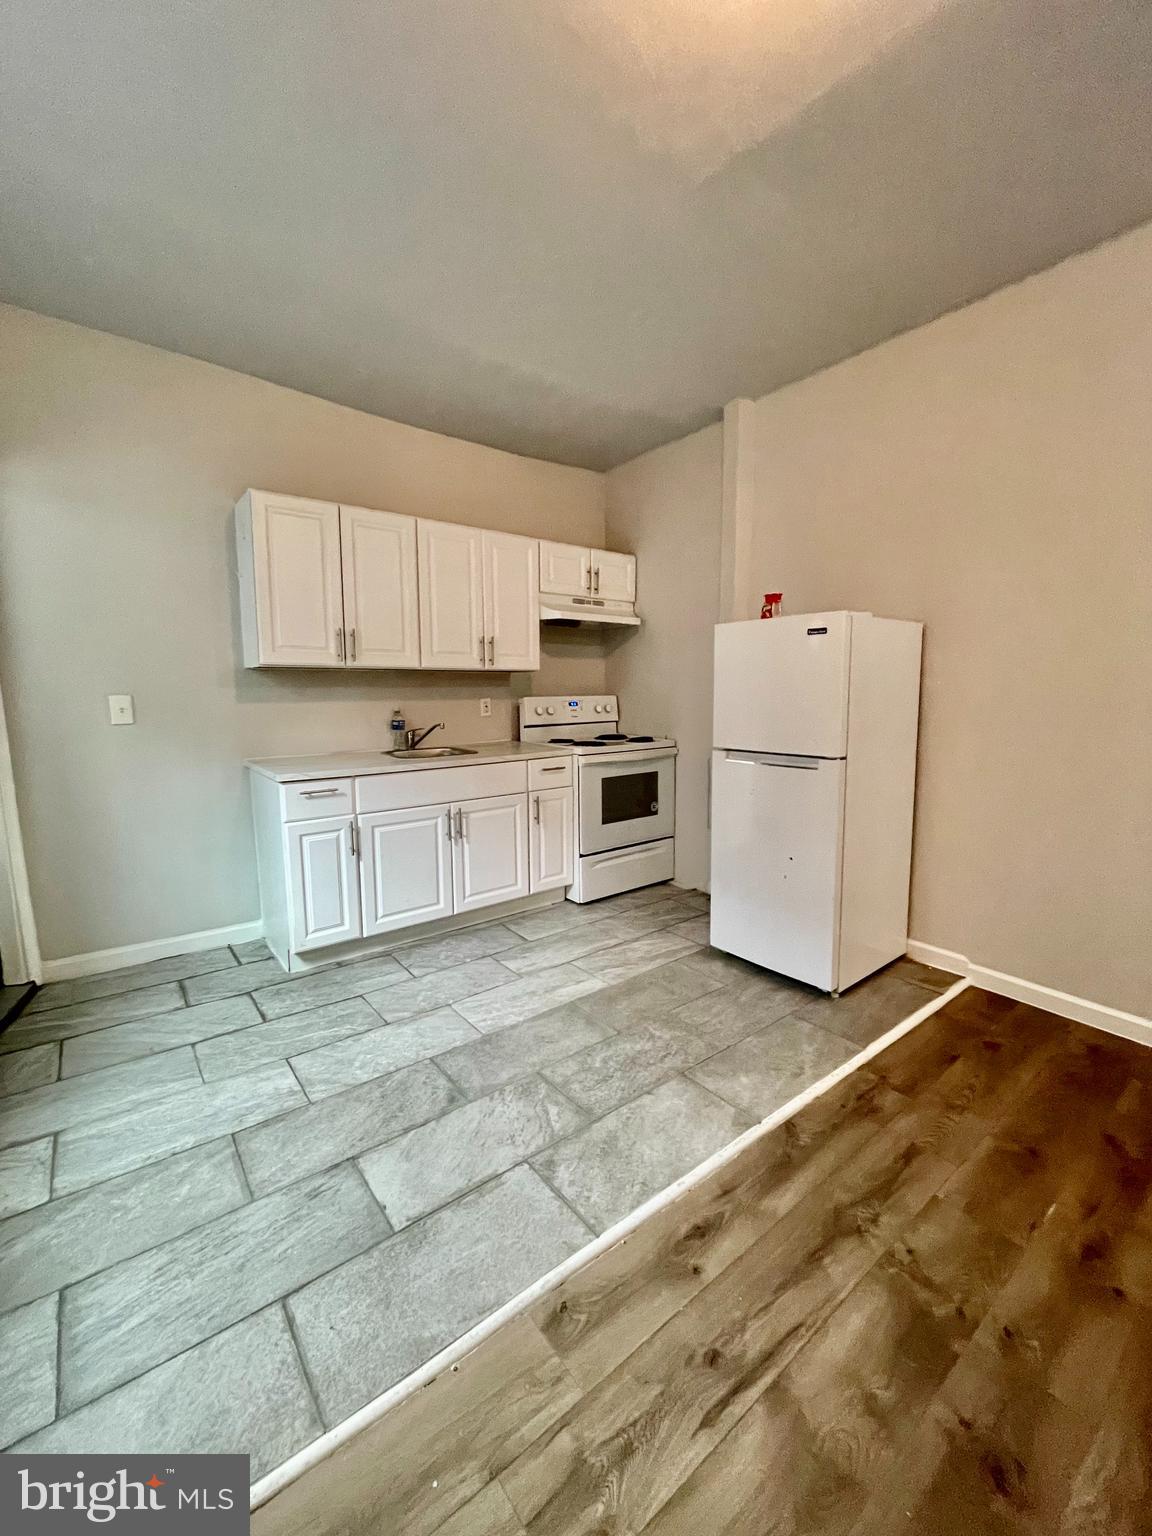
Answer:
[{"xmin": 246, "ymin": 739, "xmax": 574, "ymax": 783}]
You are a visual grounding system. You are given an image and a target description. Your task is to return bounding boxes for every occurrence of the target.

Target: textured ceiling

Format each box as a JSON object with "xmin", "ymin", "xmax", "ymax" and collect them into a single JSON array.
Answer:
[{"xmin": 3, "ymin": 0, "xmax": 1151, "ymax": 469}]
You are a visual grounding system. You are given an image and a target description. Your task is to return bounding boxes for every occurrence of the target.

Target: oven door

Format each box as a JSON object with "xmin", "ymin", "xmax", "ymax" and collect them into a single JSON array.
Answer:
[{"xmin": 578, "ymin": 750, "xmax": 676, "ymax": 856}]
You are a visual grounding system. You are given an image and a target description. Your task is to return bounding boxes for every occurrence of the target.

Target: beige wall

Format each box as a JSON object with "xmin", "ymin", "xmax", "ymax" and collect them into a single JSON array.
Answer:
[
  {"xmin": 744, "ymin": 226, "xmax": 1152, "ymax": 1017},
  {"xmin": 605, "ymin": 424, "xmax": 723, "ymax": 891},
  {"xmin": 0, "ymin": 305, "xmax": 607, "ymax": 960}
]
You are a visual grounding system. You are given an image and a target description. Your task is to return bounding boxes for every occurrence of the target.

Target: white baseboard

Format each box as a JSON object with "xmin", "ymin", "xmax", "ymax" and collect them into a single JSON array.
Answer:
[
  {"xmin": 906, "ymin": 940, "xmax": 969, "ymax": 976},
  {"xmin": 42, "ymin": 920, "xmax": 264, "ymax": 982},
  {"xmin": 907, "ymin": 939, "xmax": 1152, "ymax": 1049}
]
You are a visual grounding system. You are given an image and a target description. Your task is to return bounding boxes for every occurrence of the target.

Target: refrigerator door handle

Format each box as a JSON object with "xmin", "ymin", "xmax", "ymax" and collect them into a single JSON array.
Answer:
[{"xmin": 724, "ymin": 750, "xmax": 823, "ymax": 770}]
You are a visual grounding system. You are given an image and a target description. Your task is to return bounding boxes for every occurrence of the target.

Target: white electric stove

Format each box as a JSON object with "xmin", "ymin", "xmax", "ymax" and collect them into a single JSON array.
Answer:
[{"xmin": 518, "ymin": 695, "xmax": 677, "ymax": 902}]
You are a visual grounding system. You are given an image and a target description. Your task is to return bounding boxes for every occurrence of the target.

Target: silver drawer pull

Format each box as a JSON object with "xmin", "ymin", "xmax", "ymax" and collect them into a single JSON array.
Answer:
[
  {"xmin": 539, "ymin": 765, "xmax": 566, "ymax": 773},
  {"xmin": 301, "ymin": 788, "xmax": 342, "ymax": 798}
]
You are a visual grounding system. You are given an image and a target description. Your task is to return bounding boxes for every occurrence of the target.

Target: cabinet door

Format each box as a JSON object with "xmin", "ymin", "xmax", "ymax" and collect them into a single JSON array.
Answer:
[
  {"xmin": 359, "ymin": 804, "xmax": 453, "ymax": 935},
  {"xmin": 285, "ymin": 816, "xmax": 361, "ymax": 951},
  {"xmin": 245, "ymin": 492, "xmax": 344, "ymax": 667},
  {"xmin": 530, "ymin": 787, "xmax": 574, "ymax": 893},
  {"xmin": 539, "ymin": 540, "xmax": 591, "ymax": 596},
  {"xmin": 452, "ymin": 794, "xmax": 530, "ymax": 913},
  {"xmin": 340, "ymin": 506, "xmax": 420, "ymax": 669},
  {"xmin": 417, "ymin": 520, "xmax": 486, "ymax": 669},
  {"xmin": 592, "ymin": 548, "xmax": 636, "ymax": 602},
  {"xmin": 484, "ymin": 531, "xmax": 540, "ymax": 671}
]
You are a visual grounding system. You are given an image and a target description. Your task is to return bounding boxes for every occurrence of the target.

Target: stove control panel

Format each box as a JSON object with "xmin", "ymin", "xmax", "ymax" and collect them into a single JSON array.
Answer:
[{"xmin": 519, "ymin": 695, "xmax": 619, "ymax": 730}]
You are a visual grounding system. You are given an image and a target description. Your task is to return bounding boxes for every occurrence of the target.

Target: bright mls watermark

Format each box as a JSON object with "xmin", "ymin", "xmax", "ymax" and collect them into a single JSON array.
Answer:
[{"xmin": 0, "ymin": 1457, "xmax": 248, "ymax": 1535}]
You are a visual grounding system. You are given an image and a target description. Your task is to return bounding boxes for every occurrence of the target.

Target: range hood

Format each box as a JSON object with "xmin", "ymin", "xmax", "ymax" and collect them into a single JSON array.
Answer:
[{"xmin": 539, "ymin": 594, "xmax": 641, "ymax": 627}]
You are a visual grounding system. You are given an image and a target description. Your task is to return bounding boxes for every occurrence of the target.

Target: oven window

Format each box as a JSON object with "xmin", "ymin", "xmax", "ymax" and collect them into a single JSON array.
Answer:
[{"xmin": 602, "ymin": 770, "xmax": 659, "ymax": 825}]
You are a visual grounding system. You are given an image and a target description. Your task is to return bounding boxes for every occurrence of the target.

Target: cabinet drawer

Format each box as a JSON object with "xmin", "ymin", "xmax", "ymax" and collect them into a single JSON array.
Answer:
[
  {"xmin": 356, "ymin": 760, "xmax": 528, "ymax": 813},
  {"xmin": 282, "ymin": 779, "xmax": 354, "ymax": 821},
  {"xmin": 528, "ymin": 757, "xmax": 573, "ymax": 790}
]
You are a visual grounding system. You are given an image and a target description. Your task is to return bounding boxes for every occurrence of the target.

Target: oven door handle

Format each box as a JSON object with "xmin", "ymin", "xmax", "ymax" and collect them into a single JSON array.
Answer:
[{"xmin": 580, "ymin": 749, "xmax": 678, "ymax": 768}]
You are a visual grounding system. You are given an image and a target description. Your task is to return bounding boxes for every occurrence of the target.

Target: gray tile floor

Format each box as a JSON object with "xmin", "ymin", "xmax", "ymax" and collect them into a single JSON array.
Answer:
[{"xmin": 0, "ymin": 884, "xmax": 954, "ymax": 1477}]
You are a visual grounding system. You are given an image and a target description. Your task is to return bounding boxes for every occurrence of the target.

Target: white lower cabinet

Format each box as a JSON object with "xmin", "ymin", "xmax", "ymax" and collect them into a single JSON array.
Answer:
[
  {"xmin": 530, "ymin": 786, "xmax": 574, "ymax": 893},
  {"xmin": 453, "ymin": 793, "xmax": 530, "ymax": 912},
  {"xmin": 286, "ymin": 816, "xmax": 362, "ymax": 951},
  {"xmin": 255, "ymin": 762, "xmax": 573, "ymax": 967},
  {"xmin": 359, "ymin": 803, "xmax": 453, "ymax": 935}
]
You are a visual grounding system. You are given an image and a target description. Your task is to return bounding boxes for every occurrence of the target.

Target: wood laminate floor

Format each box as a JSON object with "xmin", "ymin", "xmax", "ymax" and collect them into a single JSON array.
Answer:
[{"xmin": 254, "ymin": 987, "xmax": 1152, "ymax": 1536}]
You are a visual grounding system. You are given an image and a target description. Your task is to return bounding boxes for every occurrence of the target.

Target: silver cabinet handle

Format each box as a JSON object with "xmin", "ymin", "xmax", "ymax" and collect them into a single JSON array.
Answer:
[
  {"xmin": 585, "ymin": 564, "xmax": 592, "ymax": 592},
  {"xmin": 301, "ymin": 787, "xmax": 341, "ymax": 798},
  {"xmin": 539, "ymin": 764, "xmax": 566, "ymax": 773},
  {"xmin": 455, "ymin": 807, "xmax": 465, "ymax": 841},
  {"xmin": 487, "ymin": 635, "xmax": 495, "ymax": 665},
  {"xmin": 348, "ymin": 821, "xmax": 358, "ymax": 857},
  {"xmin": 593, "ymin": 567, "xmax": 600, "ymax": 594},
  {"xmin": 349, "ymin": 628, "xmax": 357, "ymax": 662},
  {"xmin": 533, "ymin": 794, "xmax": 541, "ymax": 824},
  {"xmin": 446, "ymin": 808, "xmax": 455, "ymax": 842},
  {"xmin": 336, "ymin": 627, "xmax": 345, "ymax": 661},
  {"xmin": 477, "ymin": 635, "xmax": 485, "ymax": 665}
]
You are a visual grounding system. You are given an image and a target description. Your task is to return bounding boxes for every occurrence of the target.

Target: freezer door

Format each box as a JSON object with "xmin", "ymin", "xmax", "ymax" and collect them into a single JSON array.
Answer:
[
  {"xmin": 713, "ymin": 612, "xmax": 853, "ymax": 756},
  {"xmin": 709, "ymin": 749, "xmax": 846, "ymax": 991}
]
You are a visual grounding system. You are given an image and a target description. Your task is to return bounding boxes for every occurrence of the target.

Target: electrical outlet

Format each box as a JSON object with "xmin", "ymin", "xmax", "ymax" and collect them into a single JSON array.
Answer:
[
  {"xmin": 108, "ymin": 694, "xmax": 135, "ymax": 725},
  {"xmin": 479, "ymin": 698, "xmax": 492, "ymax": 718}
]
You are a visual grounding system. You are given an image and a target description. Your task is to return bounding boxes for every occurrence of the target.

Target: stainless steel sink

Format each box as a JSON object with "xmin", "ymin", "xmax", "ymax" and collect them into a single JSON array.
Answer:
[{"xmin": 387, "ymin": 746, "xmax": 479, "ymax": 759}]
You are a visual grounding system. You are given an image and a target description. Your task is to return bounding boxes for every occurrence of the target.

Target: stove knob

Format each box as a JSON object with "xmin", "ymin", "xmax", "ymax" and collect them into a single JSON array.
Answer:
[
  {"xmin": 534, "ymin": 706, "xmax": 544, "ymax": 716},
  {"xmin": 546, "ymin": 706, "xmax": 556, "ymax": 715}
]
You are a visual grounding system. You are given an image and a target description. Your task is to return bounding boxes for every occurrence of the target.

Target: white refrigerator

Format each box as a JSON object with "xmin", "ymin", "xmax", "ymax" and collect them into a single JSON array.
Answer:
[{"xmin": 710, "ymin": 611, "xmax": 922, "ymax": 993}]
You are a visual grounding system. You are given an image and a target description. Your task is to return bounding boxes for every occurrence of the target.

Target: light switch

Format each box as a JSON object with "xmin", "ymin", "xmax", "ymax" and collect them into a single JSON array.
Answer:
[
  {"xmin": 479, "ymin": 698, "xmax": 492, "ymax": 718},
  {"xmin": 108, "ymin": 694, "xmax": 135, "ymax": 725}
]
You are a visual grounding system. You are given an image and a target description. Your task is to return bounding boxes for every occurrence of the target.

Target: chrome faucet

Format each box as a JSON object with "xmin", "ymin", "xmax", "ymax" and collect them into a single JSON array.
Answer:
[{"xmin": 404, "ymin": 721, "xmax": 445, "ymax": 750}]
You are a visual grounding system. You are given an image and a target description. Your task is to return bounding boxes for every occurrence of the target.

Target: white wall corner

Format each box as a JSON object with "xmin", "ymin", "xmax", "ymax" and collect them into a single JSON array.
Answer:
[
  {"xmin": 0, "ymin": 681, "xmax": 41, "ymax": 984},
  {"xmin": 907, "ymin": 940, "xmax": 1152, "ymax": 1049},
  {"xmin": 720, "ymin": 398, "xmax": 757, "ymax": 623}
]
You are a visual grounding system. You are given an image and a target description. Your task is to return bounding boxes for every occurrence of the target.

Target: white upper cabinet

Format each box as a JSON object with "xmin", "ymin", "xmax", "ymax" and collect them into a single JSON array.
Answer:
[
  {"xmin": 237, "ymin": 490, "xmax": 344, "ymax": 667},
  {"xmin": 417, "ymin": 519, "xmax": 487, "ymax": 670},
  {"xmin": 340, "ymin": 505, "xmax": 421, "ymax": 669},
  {"xmin": 484, "ymin": 531, "xmax": 540, "ymax": 671},
  {"xmin": 538, "ymin": 538, "xmax": 635, "ymax": 603},
  {"xmin": 539, "ymin": 540, "xmax": 592, "ymax": 597},
  {"xmin": 237, "ymin": 488, "xmax": 630, "ymax": 671},
  {"xmin": 418, "ymin": 521, "xmax": 540, "ymax": 671},
  {"xmin": 592, "ymin": 548, "xmax": 636, "ymax": 602}
]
